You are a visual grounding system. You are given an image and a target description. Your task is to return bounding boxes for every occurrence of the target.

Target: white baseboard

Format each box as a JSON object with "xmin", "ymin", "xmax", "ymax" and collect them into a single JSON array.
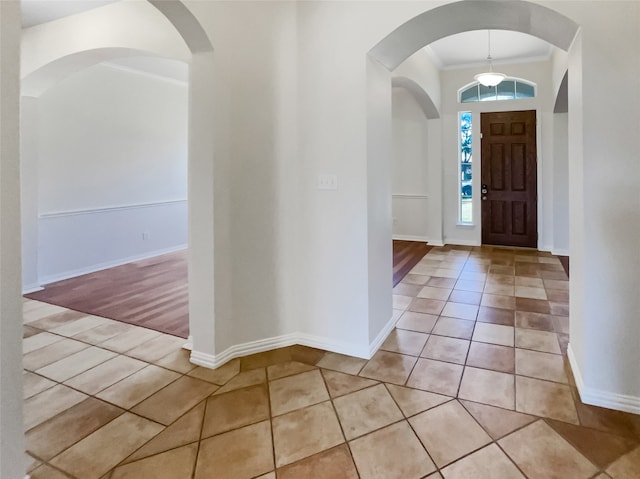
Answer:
[
  {"xmin": 38, "ymin": 244, "xmax": 187, "ymax": 285},
  {"xmin": 22, "ymin": 284, "xmax": 43, "ymax": 295},
  {"xmin": 568, "ymin": 344, "xmax": 640, "ymax": 415},
  {"xmin": 368, "ymin": 312, "xmax": 401, "ymax": 357},
  {"xmin": 183, "ymin": 335, "xmax": 193, "ymax": 351},
  {"xmin": 392, "ymin": 235, "xmax": 429, "ymax": 243},
  {"xmin": 190, "ymin": 332, "xmax": 371, "ymax": 370},
  {"xmin": 552, "ymin": 248, "xmax": 569, "ymax": 256},
  {"xmin": 443, "ymin": 238, "xmax": 481, "ymax": 247}
]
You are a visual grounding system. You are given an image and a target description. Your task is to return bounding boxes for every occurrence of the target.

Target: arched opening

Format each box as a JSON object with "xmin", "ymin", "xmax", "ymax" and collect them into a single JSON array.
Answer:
[
  {"xmin": 19, "ymin": 0, "xmax": 217, "ymax": 357},
  {"xmin": 21, "ymin": 49, "xmax": 190, "ymax": 338},
  {"xmin": 364, "ymin": 0, "xmax": 580, "ymax": 376}
]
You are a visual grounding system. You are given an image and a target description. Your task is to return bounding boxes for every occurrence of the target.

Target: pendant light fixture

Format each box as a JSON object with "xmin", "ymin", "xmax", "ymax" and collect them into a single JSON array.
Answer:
[{"xmin": 474, "ymin": 30, "xmax": 506, "ymax": 87}]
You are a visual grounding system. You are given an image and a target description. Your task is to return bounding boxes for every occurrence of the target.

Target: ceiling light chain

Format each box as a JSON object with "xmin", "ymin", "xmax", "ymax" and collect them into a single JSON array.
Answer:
[{"xmin": 474, "ymin": 30, "xmax": 506, "ymax": 87}]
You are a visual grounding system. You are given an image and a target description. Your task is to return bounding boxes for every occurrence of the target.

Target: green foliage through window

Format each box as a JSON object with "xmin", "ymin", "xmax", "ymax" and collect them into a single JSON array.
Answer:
[{"xmin": 459, "ymin": 112, "xmax": 472, "ymax": 223}]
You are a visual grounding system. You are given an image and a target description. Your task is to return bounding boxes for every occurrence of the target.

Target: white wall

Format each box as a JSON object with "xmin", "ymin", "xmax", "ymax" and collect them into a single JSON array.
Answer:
[
  {"xmin": 552, "ymin": 112, "xmax": 569, "ymax": 255},
  {"xmin": 26, "ymin": 62, "xmax": 188, "ymax": 285},
  {"xmin": 0, "ymin": 1, "xmax": 25, "ymax": 478},
  {"xmin": 392, "ymin": 87, "xmax": 431, "ymax": 241}
]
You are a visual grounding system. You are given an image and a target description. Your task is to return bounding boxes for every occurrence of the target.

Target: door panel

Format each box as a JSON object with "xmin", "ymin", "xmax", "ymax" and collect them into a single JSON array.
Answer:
[{"xmin": 481, "ymin": 110, "xmax": 537, "ymax": 248}]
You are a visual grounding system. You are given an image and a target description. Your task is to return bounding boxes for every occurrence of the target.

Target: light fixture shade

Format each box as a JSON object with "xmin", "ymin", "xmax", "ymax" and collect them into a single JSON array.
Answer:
[{"xmin": 474, "ymin": 72, "xmax": 506, "ymax": 87}]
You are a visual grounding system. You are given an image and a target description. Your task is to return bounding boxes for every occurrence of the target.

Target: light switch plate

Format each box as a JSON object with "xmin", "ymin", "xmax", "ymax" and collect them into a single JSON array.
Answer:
[{"xmin": 317, "ymin": 174, "xmax": 338, "ymax": 190}]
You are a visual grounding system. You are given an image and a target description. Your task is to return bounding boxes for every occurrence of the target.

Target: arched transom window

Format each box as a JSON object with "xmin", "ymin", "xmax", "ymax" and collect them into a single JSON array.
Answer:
[{"xmin": 459, "ymin": 78, "xmax": 536, "ymax": 103}]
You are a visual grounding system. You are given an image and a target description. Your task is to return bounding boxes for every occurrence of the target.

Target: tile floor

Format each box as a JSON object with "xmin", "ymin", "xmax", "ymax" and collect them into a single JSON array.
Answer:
[{"xmin": 22, "ymin": 245, "xmax": 640, "ymax": 478}]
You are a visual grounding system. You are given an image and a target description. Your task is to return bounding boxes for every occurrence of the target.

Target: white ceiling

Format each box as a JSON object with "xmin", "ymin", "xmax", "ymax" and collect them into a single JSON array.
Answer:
[
  {"xmin": 21, "ymin": 1, "xmax": 554, "ymax": 72},
  {"xmin": 427, "ymin": 30, "xmax": 554, "ymax": 69},
  {"xmin": 21, "ymin": 0, "xmax": 120, "ymax": 28}
]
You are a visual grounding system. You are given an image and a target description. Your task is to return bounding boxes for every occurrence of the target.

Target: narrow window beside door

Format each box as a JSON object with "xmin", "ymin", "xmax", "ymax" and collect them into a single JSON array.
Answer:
[{"xmin": 459, "ymin": 111, "xmax": 473, "ymax": 224}]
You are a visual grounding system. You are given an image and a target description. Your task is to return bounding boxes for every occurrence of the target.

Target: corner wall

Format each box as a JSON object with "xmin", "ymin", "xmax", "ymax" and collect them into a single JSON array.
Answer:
[{"xmin": 0, "ymin": 1, "xmax": 25, "ymax": 477}]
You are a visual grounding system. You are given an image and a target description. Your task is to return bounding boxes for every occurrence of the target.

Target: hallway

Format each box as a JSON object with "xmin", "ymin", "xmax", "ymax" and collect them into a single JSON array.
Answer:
[{"xmin": 22, "ymin": 246, "xmax": 640, "ymax": 478}]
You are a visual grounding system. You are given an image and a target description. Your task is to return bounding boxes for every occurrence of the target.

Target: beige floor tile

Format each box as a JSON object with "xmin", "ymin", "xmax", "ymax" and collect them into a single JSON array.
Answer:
[
  {"xmin": 51, "ymin": 412, "xmax": 164, "ymax": 479},
  {"xmin": 516, "ymin": 348, "xmax": 567, "ymax": 383},
  {"xmin": 481, "ymin": 293, "xmax": 516, "ymax": 310},
  {"xmin": 213, "ymin": 368, "xmax": 266, "ymax": 394},
  {"xmin": 515, "ymin": 286, "xmax": 548, "ymax": 300},
  {"xmin": 418, "ymin": 286, "xmax": 452, "ymax": 301},
  {"xmin": 515, "ymin": 376, "xmax": 579, "ymax": 424},
  {"xmin": 426, "ymin": 473, "xmax": 444, "ymax": 479},
  {"xmin": 333, "ymin": 384, "xmax": 403, "ymax": 439},
  {"xmin": 396, "ymin": 311, "xmax": 439, "ymax": 333},
  {"xmin": 270, "ymin": 370, "xmax": 329, "ymax": 416},
  {"xmin": 349, "ymin": 421, "xmax": 436, "ymax": 479},
  {"xmin": 393, "ymin": 294, "xmax": 413, "ymax": 310},
  {"xmin": 429, "ymin": 277, "xmax": 458, "ymax": 289},
  {"xmin": 50, "ymin": 315, "xmax": 111, "ymax": 337},
  {"xmin": 23, "ymin": 331, "xmax": 65, "ymax": 354},
  {"xmin": 448, "ymin": 290, "xmax": 482, "ymax": 306},
  {"xmin": 36, "ymin": 346, "xmax": 117, "ymax": 382},
  {"xmin": 409, "ymin": 400, "xmax": 491, "ymax": 467},
  {"xmin": 23, "ymin": 371, "xmax": 56, "ymax": 399},
  {"xmin": 126, "ymin": 401, "xmax": 205, "ymax": 462},
  {"xmin": 441, "ymin": 302, "xmax": 479, "ymax": 321},
  {"xmin": 473, "ymin": 322, "xmax": 514, "ymax": 347},
  {"xmin": 406, "ymin": 358, "xmax": 463, "ymax": 396},
  {"xmin": 26, "ymin": 310, "xmax": 87, "ymax": 330},
  {"xmin": 403, "ymin": 273, "xmax": 432, "ymax": 285},
  {"xmin": 187, "ymin": 359, "xmax": 240, "ymax": 385},
  {"xmin": 359, "ymin": 350, "xmax": 417, "ymax": 385},
  {"xmin": 99, "ymin": 326, "xmax": 161, "ymax": 353},
  {"xmin": 316, "ymin": 352, "xmax": 367, "ymax": 375},
  {"xmin": 96, "ymin": 365, "xmax": 181, "ymax": 409},
  {"xmin": 454, "ymin": 279, "xmax": 486, "ymax": 293},
  {"xmin": 515, "ymin": 328, "xmax": 561, "ymax": 354},
  {"xmin": 484, "ymin": 283, "xmax": 515, "ymax": 296},
  {"xmin": 30, "ymin": 464, "xmax": 72, "ymax": 479},
  {"xmin": 515, "ymin": 311, "xmax": 556, "ymax": 332},
  {"xmin": 543, "ymin": 279, "xmax": 569, "ymax": 290},
  {"xmin": 442, "ymin": 443, "xmax": 525, "ymax": 478},
  {"xmin": 23, "ymin": 338, "xmax": 89, "ymax": 371},
  {"xmin": 25, "ymin": 453, "xmax": 41, "ymax": 473},
  {"xmin": 434, "ymin": 268, "xmax": 461, "ymax": 279},
  {"xmin": 24, "ymin": 384, "xmax": 87, "ymax": 431},
  {"xmin": 267, "ymin": 361, "xmax": 316, "ymax": 380},
  {"xmin": 394, "ymin": 282, "xmax": 424, "ymax": 296},
  {"xmin": 111, "ymin": 443, "xmax": 197, "ymax": 479},
  {"xmin": 272, "ymin": 401, "xmax": 344, "ymax": 467},
  {"xmin": 409, "ymin": 298, "xmax": 446, "ymax": 315},
  {"xmin": 125, "ymin": 334, "xmax": 186, "ymax": 362},
  {"xmin": 487, "ymin": 274, "xmax": 516, "ymax": 286},
  {"xmin": 458, "ymin": 367, "xmax": 515, "ymax": 410},
  {"xmin": 26, "ymin": 397, "xmax": 123, "ymax": 460},
  {"xmin": 201, "ymin": 384, "xmax": 269, "ymax": 437},
  {"xmin": 432, "ymin": 317, "xmax": 475, "ymax": 340},
  {"xmin": 466, "ymin": 342, "xmax": 515, "ymax": 373},
  {"xmin": 381, "ymin": 329, "xmax": 429, "ymax": 356},
  {"xmin": 132, "ymin": 375, "xmax": 218, "ymax": 425},
  {"xmin": 386, "ymin": 384, "xmax": 450, "ymax": 417},
  {"xmin": 421, "ymin": 335, "xmax": 470, "ymax": 364},
  {"xmin": 458, "ymin": 271, "xmax": 487, "ymax": 282},
  {"xmin": 499, "ymin": 420, "xmax": 598, "ymax": 479},
  {"xmin": 65, "ymin": 355, "xmax": 147, "ymax": 394},
  {"xmin": 607, "ymin": 445, "xmax": 640, "ymax": 478},
  {"xmin": 515, "ymin": 277, "xmax": 544, "ymax": 288},
  {"xmin": 72, "ymin": 321, "xmax": 136, "ymax": 345},
  {"xmin": 152, "ymin": 348, "xmax": 196, "ymax": 373},
  {"xmin": 321, "ymin": 369, "xmax": 377, "ymax": 398},
  {"xmin": 460, "ymin": 400, "xmax": 536, "ymax": 440},
  {"xmin": 277, "ymin": 444, "xmax": 358, "ymax": 479}
]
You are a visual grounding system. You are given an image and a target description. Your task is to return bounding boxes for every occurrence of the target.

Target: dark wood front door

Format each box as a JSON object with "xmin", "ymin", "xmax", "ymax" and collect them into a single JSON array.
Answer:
[{"xmin": 481, "ymin": 110, "xmax": 537, "ymax": 248}]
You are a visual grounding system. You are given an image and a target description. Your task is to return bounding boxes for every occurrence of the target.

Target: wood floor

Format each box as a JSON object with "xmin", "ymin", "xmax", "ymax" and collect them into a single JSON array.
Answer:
[
  {"xmin": 25, "ymin": 250, "xmax": 189, "ymax": 338},
  {"xmin": 393, "ymin": 240, "xmax": 432, "ymax": 286},
  {"xmin": 26, "ymin": 241, "xmax": 430, "ymax": 338}
]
